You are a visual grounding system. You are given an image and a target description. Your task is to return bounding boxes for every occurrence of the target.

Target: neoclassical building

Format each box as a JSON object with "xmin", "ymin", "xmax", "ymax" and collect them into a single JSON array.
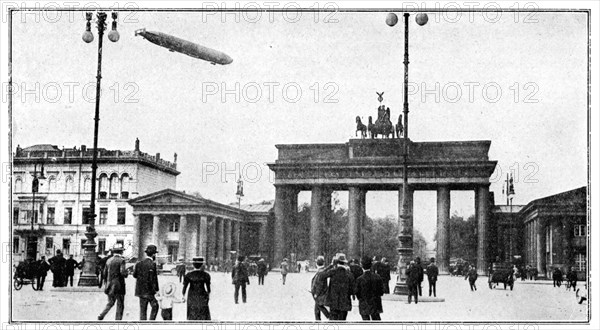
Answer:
[
  {"xmin": 12, "ymin": 140, "xmax": 179, "ymax": 262},
  {"xmin": 127, "ymin": 189, "xmax": 272, "ymax": 262}
]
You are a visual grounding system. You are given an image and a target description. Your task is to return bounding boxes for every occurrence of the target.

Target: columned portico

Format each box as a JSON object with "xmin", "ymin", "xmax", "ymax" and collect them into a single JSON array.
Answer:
[
  {"xmin": 128, "ymin": 189, "xmax": 268, "ymax": 263},
  {"xmin": 268, "ymin": 139, "xmax": 497, "ymax": 280}
]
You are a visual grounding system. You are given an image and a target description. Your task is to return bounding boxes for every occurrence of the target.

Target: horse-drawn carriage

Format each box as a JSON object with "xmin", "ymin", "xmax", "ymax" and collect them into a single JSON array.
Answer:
[
  {"xmin": 488, "ymin": 262, "xmax": 515, "ymax": 290},
  {"xmin": 13, "ymin": 260, "xmax": 40, "ymax": 291}
]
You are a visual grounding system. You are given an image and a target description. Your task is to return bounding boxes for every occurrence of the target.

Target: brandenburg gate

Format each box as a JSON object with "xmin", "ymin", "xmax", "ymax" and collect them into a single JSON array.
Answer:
[{"xmin": 267, "ymin": 138, "xmax": 497, "ymax": 275}]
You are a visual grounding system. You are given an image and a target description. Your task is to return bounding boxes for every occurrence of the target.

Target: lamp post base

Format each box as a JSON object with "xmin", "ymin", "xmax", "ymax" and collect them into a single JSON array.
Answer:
[
  {"xmin": 393, "ymin": 280, "xmax": 410, "ymax": 295},
  {"xmin": 78, "ymin": 228, "xmax": 99, "ymax": 287}
]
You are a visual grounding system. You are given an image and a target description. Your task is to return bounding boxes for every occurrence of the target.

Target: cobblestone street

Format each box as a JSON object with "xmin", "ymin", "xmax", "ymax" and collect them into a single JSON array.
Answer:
[{"xmin": 11, "ymin": 272, "xmax": 588, "ymax": 322}]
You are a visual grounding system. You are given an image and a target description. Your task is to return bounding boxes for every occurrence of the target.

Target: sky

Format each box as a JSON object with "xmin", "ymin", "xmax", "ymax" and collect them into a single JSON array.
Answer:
[{"xmin": 8, "ymin": 8, "xmax": 589, "ymax": 246}]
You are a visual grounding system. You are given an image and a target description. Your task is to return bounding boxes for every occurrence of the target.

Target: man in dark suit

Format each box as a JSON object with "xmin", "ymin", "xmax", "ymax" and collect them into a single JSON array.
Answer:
[
  {"xmin": 65, "ymin": 254, "xmax": 79, "ymax": 287},
  {"xmin": 355, "ymin": 256, "xmax": 384, "ymax": 321},
  {"xmin": 349, "ymin": 258, "xmax": 364, "ymax": 280},
  {"xmin": 377, "ymin": 258, "xmax": 392, "ymax": 294},
  {"xmin": 232, "ymin": 255, "xmax": 250, "ymax": 304},
  {"xmin": 323, "ymin": 253, "xmax": 354, "ymax": 320},
  {"xmin": 415, "ymin": 257, "xmax": 424, "ymax": 296},
  {"xmin": 311, "ymin": 256, "xmax": 330, "ymax": 321},
  {"xmin": 48, "ymin": 250, "xmax": 66, "ymax": 287},
  {"xmin": 426, "ymin": 257, "xmax": 439, "ymax": 297},
  {"xmin": 98, "ymin": 244, "xmax": 128, "ymax": 320},
  {"xmin": 257, "ymin": 258, "xmax": 268, "ymax": 285},
  {"xmin": 407, "ymin": 260, "xmax": 420, "ymax": 304},
  {"xmin": 133, "ymin": 244, "xmax": 159, "ymax": 320},
  {"xmin": 36, "ymin": 256, "xmax": 51, "ymax": 290}
]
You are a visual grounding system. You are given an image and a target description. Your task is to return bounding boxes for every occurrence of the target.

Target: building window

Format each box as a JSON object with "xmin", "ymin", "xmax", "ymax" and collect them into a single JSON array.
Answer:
[
  {"xmin": 64, "ymin": 207, "xmax": 72, "ymax": 224},
  {"xmin": 116, "ymin": 239, "xmax": 124, "ymax": 248},
  {"xmin": 46, "ymin": 237, "xmax": 53, "ymax": 249},
  {"xmin": 99, "ymin": 174, "xmax": 109, "ymax": 199},
  {"xmin": 99, "ymin": 208, "xmax": 108, "ymax": 225},
  {"xmin": 574, "ymin": 224, "xmax": 586, "ymax": 237},
  {"xmin": 83, "ymin": 177, "xmax": 91, "ymax": 192},
  {"xmin": 117, "ymin": 208, "xmax": 126, "ymax": 225},
  {"xmin": 63, "ymin": 239, "xmax": 71, "ymax": 255},
  {"xmin": 65, "ymin": 176, "xmax": 75, "ymax": 192},
  {"xmin": 13, "ymin": 208, "xmax": 19, "ymax": 225},
  {"xmin": 82, "ymin": 208, "xmax": 91, "ymax": 225},
  {"xmin": 169, "ymin": 219, "xmax": 179, "ymax": 232},
  {"xmin": 13, "ymin": 238, "xmax": 19, "ymax": 253},
  {"xmin": 575, "ymin": 253, "xmax": 586, "ymax": 271},
  {"xmin": 47, "ymin": 207, "xmax": 55, "ymax": 224},
  {"xmin": 120, "ymin": 173, "xmax": 130, "ymax": 199},
  {"xmin": 110, "ymin": 174, "xmax": 119, "ymax": 199},
  {"xmin": 14, "ymin": 177, "xmax": 23, "ymax": 193},
  {"xmin": 48, "ymin": 176, "xmax": 57, "ymax": 192},
  {"xmin": 98, "ymin": 239, "xmax": 106, "ymax": 254}
]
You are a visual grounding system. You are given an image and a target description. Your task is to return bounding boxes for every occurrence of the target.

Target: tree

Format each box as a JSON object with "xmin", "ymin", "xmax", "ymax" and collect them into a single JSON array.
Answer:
[{"xmin": 436, "ymin": 213, "xmax": 477, "ymax": 263}]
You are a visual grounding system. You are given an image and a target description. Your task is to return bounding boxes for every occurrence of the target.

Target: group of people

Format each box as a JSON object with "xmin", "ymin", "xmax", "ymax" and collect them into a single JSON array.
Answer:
[
  {"xmin": 19, "ymin": 250, "xmax": 83, "ymax": 289},
  {"xmin": 98, "ymin": 243, "xmax": 212, "ymax": 321}
]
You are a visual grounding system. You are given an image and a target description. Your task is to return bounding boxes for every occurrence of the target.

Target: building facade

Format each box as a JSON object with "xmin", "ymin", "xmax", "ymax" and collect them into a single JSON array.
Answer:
[
  {"xmin": 12, "ymin": 140, "xmax": 179, "ymax": 262},
  {"xmin": 490, "ymin": 187, "xmax": 587, "ymax": 279},
  {"xmin": 127, "ymin": 189, "xmax": 273, "ymax": 264}
]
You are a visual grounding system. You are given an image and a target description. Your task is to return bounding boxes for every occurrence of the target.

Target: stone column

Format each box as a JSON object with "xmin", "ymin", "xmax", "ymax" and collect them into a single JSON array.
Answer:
[
  {"xmin": 274, "ymin": 186, "xmax": 288, "ymax": 264},
  {"xmin": 536, "ymin": 219, "xmax": 546, "ymax": 276},
  {"xmin": 348, "ymin": 187, "xmax": 361, "ymax": 260},
  {"xmin": 187, "ymin": 216, "xmax": 198, "ymax": 259},
  {"xmin": 217, "ymin": 217, "xmax": 224, "ymax": 261},
  {"xmin": 132, "ymin": 213, "xmax": 140, "ymax": 259},
  {"xmin": 320, "ymin": 187, "xmax": 333, "ymax": 262},
  {"xmin": 476, "ymin": 185, "xmax": 489, "ymax": 275},
  {"xmin": 359, "ymin": 189, "xmax": 366, "ymax": 257},
  {"xmin": 178, "ymin": 214, "xmax": 187, "ymax": 260},
  {"xmin": 397, "ymin": 185, "xmax": 414, "ymax": 282},
  {"xmin": 152, "ymin": 214, "xmax": 160, "ymax": 248},
  {"xmin": 310, "ymin": 186, "xmax": 323, "ymax": 261},
  {"xmin": 258, "ymin": 221, "xmax": 268, "ymax": 255},
  {"xmin": 562, "ymin": 217, "xmax": 573, "ymax": 267},
  {"xmin": 233, "ymin": 220, "xmax": 241, "ymax": 253},
  {"xmin": 199, "ymin": 215, "xmax": 208, "ymax": 257},
  {"xmin": 208, "ymin": 217, "xmax": 217, "ymax": 259},
  {"xmin": 224, "ymin": 219, "xmax": 232, "ymax": 258},
  {"xmin": 436, "ymin": 186, "xmax": 450, "ymax": 274}
]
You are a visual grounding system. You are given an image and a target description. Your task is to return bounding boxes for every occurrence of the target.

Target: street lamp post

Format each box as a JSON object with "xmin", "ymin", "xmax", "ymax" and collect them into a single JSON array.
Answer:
[
  {"xmin": 27, "ymin": 163, "xmax": 46, "ymax": 261},
  {"xmin": 386, "ymin": 12, "xmax": 428, "ymax": 295},
  {"xmin": 78, "ymin": 11, "xmax": 119, "ymax": 287}
]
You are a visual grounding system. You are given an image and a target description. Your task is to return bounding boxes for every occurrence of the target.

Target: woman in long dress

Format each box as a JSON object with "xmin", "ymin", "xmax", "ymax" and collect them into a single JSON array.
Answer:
[{"xmin": 182, "ymin": 257, "xmax": 211, "ymax": 320}]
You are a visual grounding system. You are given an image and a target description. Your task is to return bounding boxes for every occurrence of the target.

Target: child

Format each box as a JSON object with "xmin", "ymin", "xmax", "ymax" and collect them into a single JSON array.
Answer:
[
  {"xmin": 156, "ymin": 282, "xmax": 185, "ymax": 320},
  {"xmin": 467, "ymin": 266, "xmax": 478, "ymax": 291},
  {"xmin": 576, "ymin": 284, "xmax": 588, "ymax": 305}
]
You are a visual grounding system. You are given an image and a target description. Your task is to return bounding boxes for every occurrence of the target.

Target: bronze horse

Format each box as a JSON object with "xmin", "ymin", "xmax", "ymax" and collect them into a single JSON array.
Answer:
[
  {"xmin": 356, "ymin": 116, "xmax": 367, "ymax": 138},
  {"xmin": 396, "ymin": 114, "xmax": 404, "ymax": 138}
]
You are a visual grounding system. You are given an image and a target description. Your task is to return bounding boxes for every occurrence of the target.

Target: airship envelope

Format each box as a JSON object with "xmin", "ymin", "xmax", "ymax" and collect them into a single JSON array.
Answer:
[{"xmin": 135, "ymin": 28, "xmax": 233, "ymax": 65}]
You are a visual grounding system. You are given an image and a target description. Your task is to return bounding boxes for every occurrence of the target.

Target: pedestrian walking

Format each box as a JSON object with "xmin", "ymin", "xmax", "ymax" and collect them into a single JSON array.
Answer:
[
  {"xmin": 349, "ymin": 258, "xmax": 363, "ymax": 280},
  {"xmin": 134, "ymin": 244, "xmax": 160, "ymax": 320},
  {"xmin": 406, "ymin": 260, "xmax": 420, "ymax": 304},
  {"xmin": 176, "ymin": 258, "xmax": 186, "ymax": 283},
  {"xmin": 48, "ymin": 250, "xmax": 66, "ymax": 288},
  {"xmin": 377, "ymin": 258, "xmax": 392, "ymax": 294},
  {"xmin": 232, "ymin": 255, "xmax": 250, "ymax": 304},
  {"xmin": 576, "ymin": 284, "xmax": 588, "ymax": 305},
  {"xmin": 552, "ymin": 267, "xmax": 563, "ymax": 287},
  {"xmin": 97, "ymin": 250, "xmax": 112, "ymax": 288},
  {"xmin": 311, "ymin": 256, "xmax": 330, "ymax": 321},
  {"xmin": 566, "ymin": 267, "xmax": 578, "ymax": 291},
  {"xmin": 98, "ymin": 244, "xmax": 128, "ymax": 320},
  {"xmin": 355, "ymin": 256, "xmax": 384, "ymax": 321},
  {"xmin": 183, "ymin": 257, "xmax": 211, "ymax": 320},
  {"xmin": 415, "ymin": 257, "xmax": 424, "ymax": 296},
  {"xmin": 323, "ymin": 253, "xmax": 354, "ymax": 321},
  {"xmin": 36, "ymin": 256, "xmax": 50, "ymax": 290},
  {"xmin": 156, "ymin": 282, "xmax": 185, "ymax": 320},
  {"xmin": 280, "ymin": 258, "xmax": 289, "ymax": 285},
  {"xmin": 467, "ymin": 266, "xmax": 478, "ymax": 291},
  {"xmin": 426, "ymin": 257, "xmax": 439, "ymax": 297},
  {"xmin": 65, "ymin": 254, "xmax": 79, "ymax": 287},
  {"xmin": 257, "ymin": 258, "xmax": 267, "ymax": 285}
]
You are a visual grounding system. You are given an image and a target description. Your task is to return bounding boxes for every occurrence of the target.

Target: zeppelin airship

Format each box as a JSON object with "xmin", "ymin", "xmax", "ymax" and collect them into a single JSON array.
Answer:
[{"xmin": 135, "ymin": 28, "xmax": 233, "ymax": 65}]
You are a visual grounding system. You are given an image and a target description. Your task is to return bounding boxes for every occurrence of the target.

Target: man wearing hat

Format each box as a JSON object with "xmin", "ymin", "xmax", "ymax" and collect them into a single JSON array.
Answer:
[
  {"xmin": 426, "ymin": 257, "xmax": 439, "ymax": 297},
  {"xmin": 183, "ymin": 257, "xmax": 211, "ymax": 320},
  {"xmin": 280, "ymin": 258, "xmax": 289, "ymax": 285},
  {"xmin": 355, "ymin": 256, "xmax": 384, "ymax": 320},
  {"xmin": 311, "ymin": 256, "xmax": 330, "ymax": 320},
  {"xmin": 232, "ymin": 255, "xmax": 250, "ymax": 304},
  {"xmin": 176, "ymin": 258, "xmax": 186, "ymax": 283},
  {"xmin": 133, "ymin": 244, "xmax": 160, "ymax": 320},
  {"xmin": 65, "ymin": 254, "xmax": 79, "ymax": 287},
  {"xmin": 98, "ymin": 243, "xmax": 128, "ymax": 320},
  {"xmin": 322, "ymin": 253, "xmax": 354, "ymax": 320},
  {"xmin": 48, "ymin": 249, "xmax": 66, "ymax": 288}
]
